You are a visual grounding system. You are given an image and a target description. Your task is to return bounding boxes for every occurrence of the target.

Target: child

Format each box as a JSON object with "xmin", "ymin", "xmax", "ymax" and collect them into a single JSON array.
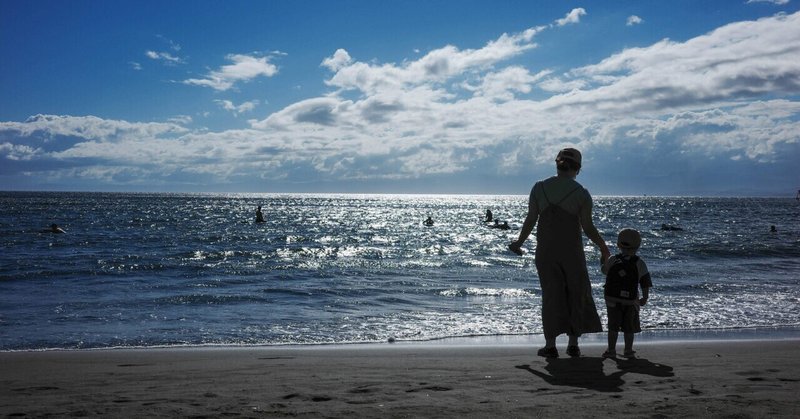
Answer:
[{"xmin": 601, "ymin": 228, "xmax": 652, "ymax": 358}]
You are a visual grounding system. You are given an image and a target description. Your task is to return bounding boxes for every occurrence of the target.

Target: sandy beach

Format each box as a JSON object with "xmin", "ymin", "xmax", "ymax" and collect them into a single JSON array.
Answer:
[{"xmin": 2, "ymin": 338, "xmax": 798, "ymax": 418}]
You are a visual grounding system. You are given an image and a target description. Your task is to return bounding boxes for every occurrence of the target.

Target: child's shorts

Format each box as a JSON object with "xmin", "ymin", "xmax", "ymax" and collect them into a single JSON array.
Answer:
[{"xmin": 606, "ymin": 301, "xmax": 641, "ymax": 333}]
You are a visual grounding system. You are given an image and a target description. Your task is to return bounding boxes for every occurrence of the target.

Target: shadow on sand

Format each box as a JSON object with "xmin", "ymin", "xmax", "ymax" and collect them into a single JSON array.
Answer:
[
  {"xmin": 611, "ymin": 356, "xmax": 675, "ymax": 378},
  {"xmin": 516, "ymin": 356, "xmax": 674, "ymax": 392}
]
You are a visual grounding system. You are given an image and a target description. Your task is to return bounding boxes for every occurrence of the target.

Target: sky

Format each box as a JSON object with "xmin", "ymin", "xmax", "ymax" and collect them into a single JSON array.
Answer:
[{"xmin": 1, "ymin": 0, "xmax": 799, "ymax": 196}]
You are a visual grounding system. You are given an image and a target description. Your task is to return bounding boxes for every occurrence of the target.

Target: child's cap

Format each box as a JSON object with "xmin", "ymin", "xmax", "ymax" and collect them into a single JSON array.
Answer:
[{"xmin": 617, "ymin": 228, "xmax": 641, "ymax": 250}]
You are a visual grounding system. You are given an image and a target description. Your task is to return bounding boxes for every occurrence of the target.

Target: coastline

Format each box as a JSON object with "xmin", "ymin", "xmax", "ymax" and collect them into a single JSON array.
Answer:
[
  {"xmin": 3, "ymin": 325, "xmax": 799, "ymax": 353},
  {"xmin": 387, "ymin": 325, "xmax": 800, "ymax": 348},
  {"xmin": 2, "ymin": 333, "xmax": 798, "ymax": 418}
]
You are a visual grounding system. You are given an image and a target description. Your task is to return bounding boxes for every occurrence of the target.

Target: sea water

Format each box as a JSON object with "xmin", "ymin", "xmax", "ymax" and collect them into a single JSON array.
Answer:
[{"xmin": 1, "ymin": 192, "xmax": 798, "ymax": 350}]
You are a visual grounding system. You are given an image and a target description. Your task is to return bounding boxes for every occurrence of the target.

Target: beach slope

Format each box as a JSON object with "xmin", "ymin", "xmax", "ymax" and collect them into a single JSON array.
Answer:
[{"xmin": 2, "ymin": 339, "xmax": 798, "ymax": 418}]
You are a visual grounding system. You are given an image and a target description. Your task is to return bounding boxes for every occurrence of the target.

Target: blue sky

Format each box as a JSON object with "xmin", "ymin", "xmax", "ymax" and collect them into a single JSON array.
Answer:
[{"xmin": 1, "ymin": 0, "xmax": 799, "ymax": 195}]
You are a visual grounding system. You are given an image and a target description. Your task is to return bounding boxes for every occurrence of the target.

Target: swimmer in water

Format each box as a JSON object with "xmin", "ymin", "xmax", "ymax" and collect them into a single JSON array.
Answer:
[
  {"xmin": 423, "ymin": 216, "xmax": 434, "ymax": 226},
  {"xmin": 255, "ymin": 205, "xmax": 265, "ymax": 223},
  {"xmin": 660, "ymin": 223, "xmax": 683, "ymax": 231},
  {"xmin": 46, "ymin": 224, "xmax": 66, "ymax": 234},
  {"xmin": 491, "ymin": 220, "xmax": 510, "ymax": 230}
]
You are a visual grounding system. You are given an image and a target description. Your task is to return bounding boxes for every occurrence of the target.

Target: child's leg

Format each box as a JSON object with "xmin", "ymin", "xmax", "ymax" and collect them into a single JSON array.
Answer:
[
  {"xmin": 606, "ymin": 304, "xmax": 621, "ymax": 351},
  {"xmin": 622, "ymin": 302, "xmax": 641, "ymax": 354},
  {"xmin": 623, "ymin": 332, "xmax": 634, "ymax": 352}
]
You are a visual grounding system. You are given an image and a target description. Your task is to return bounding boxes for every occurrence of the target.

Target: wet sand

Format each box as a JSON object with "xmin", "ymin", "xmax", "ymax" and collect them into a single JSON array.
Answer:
[{"xmin": 2, "ymin": 339, "xmax": 798, "ymax": 418}]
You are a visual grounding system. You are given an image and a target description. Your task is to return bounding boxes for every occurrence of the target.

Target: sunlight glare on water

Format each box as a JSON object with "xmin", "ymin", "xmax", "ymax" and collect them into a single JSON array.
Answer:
[{"xmin": 0, "ymin": 192, "xmax": 798, "ymax": 349}]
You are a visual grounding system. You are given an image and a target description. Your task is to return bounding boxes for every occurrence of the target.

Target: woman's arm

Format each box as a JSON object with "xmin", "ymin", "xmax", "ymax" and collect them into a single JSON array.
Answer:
[
  {"xmin": 509, "ymin": 186, "xmax": 539, "ymax": 255},
  {"xmin": 579, "ymin": 198, "xmax": 610, "ymax": 264}
]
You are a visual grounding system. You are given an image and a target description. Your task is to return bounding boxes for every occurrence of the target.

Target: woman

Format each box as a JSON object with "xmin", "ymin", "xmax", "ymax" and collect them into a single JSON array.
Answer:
[{"xmin": 509, "ymin": 148, "xmax": 610, "ymax": 358}]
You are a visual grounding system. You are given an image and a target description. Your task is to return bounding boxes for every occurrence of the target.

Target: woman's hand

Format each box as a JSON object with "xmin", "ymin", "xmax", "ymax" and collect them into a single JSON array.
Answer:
[{"xmin": 508, "ymin": 241, "xmax": 524, "ymax": 256}]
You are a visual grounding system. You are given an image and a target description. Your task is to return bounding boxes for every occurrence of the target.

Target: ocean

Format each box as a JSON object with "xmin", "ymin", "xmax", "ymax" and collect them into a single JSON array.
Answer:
[{"xmin": 1, "ymin": 192, "xmax": 798, "ymax": 351}]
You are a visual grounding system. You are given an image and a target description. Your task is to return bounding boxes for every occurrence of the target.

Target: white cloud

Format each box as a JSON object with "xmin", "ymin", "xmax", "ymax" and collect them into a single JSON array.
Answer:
[
  {"xmin": 746, "ymin": 0, "xmax": 790, "ymax": 5},
  {"xmin": 320, "ymin": 25, "xmax": 544, "ymax": 96},
  {"xmin": 543, "ymin": 12, "xmax": 800, "ymax": 115},
  {"xmin": 730, "ymin": 99, "xmax": 800, "ymax": 118},
  {"xmin": 538, "ymin": 77, "xmax": 588, "ymax": 93},
  {"xmin": 471, "ymin": 67, "xmax": 550, "ymax": 101},
  {"xmin": 0, "ymin": 115, "xmax": 193, "ymax": 181},
  {"xmin": 250, "ymin": 97, "xmax": 346, "ymax": 129},
  {"xmin": 0, "ymin": 114, "xmax": 187, "ymax": 141},
  {"xmin": 215, "ymin": 99, "xmax": 260, "ymax": 116},
  {"xmin": 321, "ymin": 49, "xmax": 352, "ymax": 71},
  {"xmin": 555, "ymin": 8, "xmax": 587, "ymax": 27},
  {"xmin": 0, "ymin": 142, "xmax": 41, "ymax": 160},
  {"xmin": 167, "ymin": 115, "xmax": 193, "ymax": 125},
  {"xmin": 142, "ymin": 36, "xmax": 186, "ymax": 67},
  {"xmin": 156, "ymin": 34, "xmax": 182, "ymax": 51},
  {"xmin": 129, "ymin": 61, "xmax": 142, "ymax": 71},
  {"xmin": 184, "ymin": 54, "xmax": 279, "ymax": 91},
  {"xmin": 145, "ymin": 50, "xmax": 185, "ymax": 65},
  {"xmin": 626, "ymin": 15, "xmax": 643, "ymax": 26}
]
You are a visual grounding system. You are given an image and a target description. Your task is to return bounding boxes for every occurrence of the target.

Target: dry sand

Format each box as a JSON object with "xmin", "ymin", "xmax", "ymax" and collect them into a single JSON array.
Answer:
[{"xmin": 2, "ymin": 339, "xmax": 798, "ymax": 418}]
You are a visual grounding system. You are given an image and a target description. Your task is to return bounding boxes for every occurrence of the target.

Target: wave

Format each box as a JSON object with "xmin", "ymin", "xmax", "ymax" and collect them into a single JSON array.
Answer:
[{"xmin": 439, "ymin": 287, "xmax": 534, "ymax": 298}]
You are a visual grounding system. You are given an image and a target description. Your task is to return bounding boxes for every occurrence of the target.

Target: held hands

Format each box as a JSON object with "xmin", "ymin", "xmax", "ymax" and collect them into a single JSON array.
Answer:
[
  {"xmin": 600, "ymin": 246, "xmax": 611, "ymax": 265},
  {"xmin": 599, "ymin": 249, "xmax": 610, "ymax": 268}
]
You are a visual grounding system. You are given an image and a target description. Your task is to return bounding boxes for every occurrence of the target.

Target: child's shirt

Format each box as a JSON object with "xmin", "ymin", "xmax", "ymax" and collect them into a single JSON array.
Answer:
[{"xmin": 602, "ymin": 254, "xmax": 652, "ymax": 305}]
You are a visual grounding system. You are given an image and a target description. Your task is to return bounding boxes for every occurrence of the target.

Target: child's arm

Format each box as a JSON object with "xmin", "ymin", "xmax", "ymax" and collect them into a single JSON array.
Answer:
[
  {"xmin": 638, "ymin": 259, "xmax": 652, "ymax": 306},
  {"xmin": 639, "ymin": 286, "xmax": 650, "ymax": 306}
]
